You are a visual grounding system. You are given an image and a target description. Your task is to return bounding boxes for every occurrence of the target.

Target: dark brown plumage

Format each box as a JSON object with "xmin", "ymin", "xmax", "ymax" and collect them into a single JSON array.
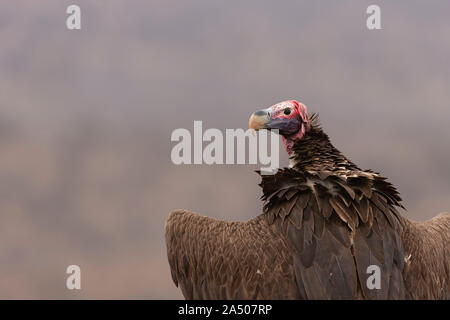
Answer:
[{"xmin": 165, "ymin": 102, "xmax": 450, "ymax": 300}]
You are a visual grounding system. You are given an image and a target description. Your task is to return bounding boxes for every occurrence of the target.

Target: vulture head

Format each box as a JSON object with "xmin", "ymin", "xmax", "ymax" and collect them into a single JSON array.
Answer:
[{"xmin": 249, "ymin": 100, "xmax": 310, "ymax": 154}]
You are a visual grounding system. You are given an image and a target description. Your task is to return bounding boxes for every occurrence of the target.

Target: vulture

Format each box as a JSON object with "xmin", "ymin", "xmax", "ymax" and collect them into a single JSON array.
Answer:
[{"xmin": 165, "ymin": 100, "xmax": 450, "ymax": 300}]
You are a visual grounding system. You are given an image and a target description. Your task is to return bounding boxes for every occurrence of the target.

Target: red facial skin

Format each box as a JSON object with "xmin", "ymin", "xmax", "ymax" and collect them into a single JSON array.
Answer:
[{"xmin": 268, "ymin": 100, "xmax": 310, "ymax": 155}]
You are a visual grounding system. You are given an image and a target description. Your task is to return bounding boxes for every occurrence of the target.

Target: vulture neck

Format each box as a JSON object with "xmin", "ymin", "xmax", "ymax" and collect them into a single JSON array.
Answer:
[{"xmin": 289, "ymin": 126, "xmax": 360, "ymax": 174}]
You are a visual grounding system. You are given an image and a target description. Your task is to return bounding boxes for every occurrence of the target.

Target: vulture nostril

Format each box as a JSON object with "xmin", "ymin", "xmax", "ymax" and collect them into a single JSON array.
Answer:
[{"xmin": 254, "ymin": 110, "xmax": 268, "ymax": 116}]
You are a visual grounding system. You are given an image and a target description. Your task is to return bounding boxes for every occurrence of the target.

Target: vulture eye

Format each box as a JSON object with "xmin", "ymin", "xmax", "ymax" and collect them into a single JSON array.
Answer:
[{"xmin": 283, "ymin": 108, "xmax": 291, "ymax": 115}]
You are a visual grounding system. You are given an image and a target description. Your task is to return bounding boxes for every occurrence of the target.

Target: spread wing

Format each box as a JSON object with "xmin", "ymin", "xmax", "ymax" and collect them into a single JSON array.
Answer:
[
  {"xmin": 261, "ymin": 169, "xmax": 406, "ymax": 299},
  {"xmin": 165, "ymin": 209, "xmax": 301, "ymax": 299}
]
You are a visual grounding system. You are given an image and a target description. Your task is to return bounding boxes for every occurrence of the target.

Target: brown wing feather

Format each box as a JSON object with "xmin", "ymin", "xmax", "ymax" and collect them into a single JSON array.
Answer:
[{"xmin": 165, "ymin": 209, "xmax": 301, "ymax": 299}]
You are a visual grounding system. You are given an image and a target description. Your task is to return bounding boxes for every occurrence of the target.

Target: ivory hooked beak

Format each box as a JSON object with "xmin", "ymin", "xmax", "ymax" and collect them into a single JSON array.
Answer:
[{"xmin": 249, "ymin": 109, "xmax": 270, "ymax": 130}]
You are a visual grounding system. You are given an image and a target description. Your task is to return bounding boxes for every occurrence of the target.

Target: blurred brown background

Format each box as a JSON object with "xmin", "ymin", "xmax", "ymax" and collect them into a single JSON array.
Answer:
[{"xmin": 0, "ymin": 1, "xmax": 449, "ymax": 299}]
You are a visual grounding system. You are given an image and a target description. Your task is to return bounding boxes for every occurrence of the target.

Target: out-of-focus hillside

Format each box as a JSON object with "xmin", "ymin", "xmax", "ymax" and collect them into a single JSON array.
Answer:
[{"xmin": 0, "ymin": 1, "xmax": 449, "ymax": 298}]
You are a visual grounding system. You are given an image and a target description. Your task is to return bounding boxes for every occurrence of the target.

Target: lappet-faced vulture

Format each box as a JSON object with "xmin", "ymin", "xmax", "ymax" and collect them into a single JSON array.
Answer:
[{"xmin": 165, "ymin": 100, "xmax": 450, "ymax": 299}]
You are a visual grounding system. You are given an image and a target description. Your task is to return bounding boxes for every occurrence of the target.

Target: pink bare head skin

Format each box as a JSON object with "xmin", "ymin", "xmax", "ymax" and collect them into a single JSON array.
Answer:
[
  {"xmin": 267, "ymin": 100, "xmax": 310, "ymax": 154},
  {"xmin": 249, "ymin": 100, "xmax": 310, "ymax": 154}
]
